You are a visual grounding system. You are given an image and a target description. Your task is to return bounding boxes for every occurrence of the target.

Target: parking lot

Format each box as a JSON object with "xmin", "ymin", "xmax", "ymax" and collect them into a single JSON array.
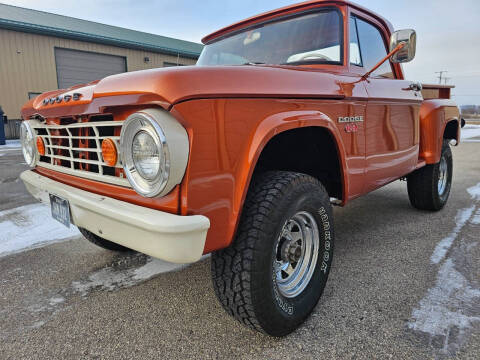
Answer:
[{"xmin": 0, "ymin": 128, "xmax": 479, "ymax": 359}]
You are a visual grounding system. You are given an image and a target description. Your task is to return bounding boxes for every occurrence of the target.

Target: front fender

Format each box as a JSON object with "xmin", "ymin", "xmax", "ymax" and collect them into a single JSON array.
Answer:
[
  {"xmin": 172, "ymin": 99, "xmax": 348, "ymax": 253},
  {"xmin": 242, "ymin": 110, "xmax": 348, "ymax": 212}
]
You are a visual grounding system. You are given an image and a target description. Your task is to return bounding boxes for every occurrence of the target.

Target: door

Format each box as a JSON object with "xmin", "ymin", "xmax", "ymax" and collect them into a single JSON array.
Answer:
[
  {"xmin": 352, "ymin": 17, "xmax": 422, "ymax": 193},
  {"xmin": 55, "ymin": 48, "xmax": 127, "ymax": 89}
]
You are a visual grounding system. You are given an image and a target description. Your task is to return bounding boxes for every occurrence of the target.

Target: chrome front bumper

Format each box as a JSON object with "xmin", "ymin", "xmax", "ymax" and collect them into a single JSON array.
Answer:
[{"xmin": 20, "ymin": 170, "xmax": 210, "ymax": 263}]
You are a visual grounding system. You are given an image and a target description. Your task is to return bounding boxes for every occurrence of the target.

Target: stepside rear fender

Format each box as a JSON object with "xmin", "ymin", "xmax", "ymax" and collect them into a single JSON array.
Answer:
[{"xmin": 419, "ymin": 99, "xmax": 460, "ymax": 164}]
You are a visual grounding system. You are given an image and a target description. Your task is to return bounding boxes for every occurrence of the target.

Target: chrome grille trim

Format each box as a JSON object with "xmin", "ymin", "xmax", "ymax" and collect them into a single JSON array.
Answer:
[{"xmin": 30, "ymin": 120, "xmax": 130, "ymax": 187}]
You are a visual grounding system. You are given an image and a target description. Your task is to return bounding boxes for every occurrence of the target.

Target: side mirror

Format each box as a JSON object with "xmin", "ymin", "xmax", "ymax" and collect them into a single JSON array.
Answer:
[{"xmin": 389, "ymin": 29, "xmax": 416, "ymax": 63}]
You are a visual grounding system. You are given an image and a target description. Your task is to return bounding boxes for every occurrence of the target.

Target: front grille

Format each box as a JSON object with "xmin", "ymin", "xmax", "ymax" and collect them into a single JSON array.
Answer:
[{"xmin": 32, "ymin": 116, "xmax": 130, "ymax": 187}]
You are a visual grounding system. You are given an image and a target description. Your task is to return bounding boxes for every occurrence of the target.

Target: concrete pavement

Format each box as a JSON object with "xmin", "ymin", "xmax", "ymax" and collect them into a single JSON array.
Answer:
[{"xmin": 0, "ymin": 138, "xmax": 479, "ymax": 359}]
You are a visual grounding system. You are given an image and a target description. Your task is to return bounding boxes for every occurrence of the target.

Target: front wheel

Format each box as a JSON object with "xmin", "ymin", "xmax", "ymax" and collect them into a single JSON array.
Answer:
[
  {"xmin": 407, "ymin": 139, "xmax": 453, "ymax": 211},
  {"xmin": 211, "ymin": 171, "xmax": 334, "ymax": 336}
]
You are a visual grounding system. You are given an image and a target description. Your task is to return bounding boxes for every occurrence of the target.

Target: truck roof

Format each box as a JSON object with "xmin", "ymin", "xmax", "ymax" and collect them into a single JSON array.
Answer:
[{"xmin": 202, "ymin": 0, "xmax": 394, "ymax": 44}]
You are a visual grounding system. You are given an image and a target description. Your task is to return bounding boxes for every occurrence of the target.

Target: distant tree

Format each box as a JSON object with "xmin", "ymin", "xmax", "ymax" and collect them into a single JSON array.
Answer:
[{"xmin": 460, "ymin": 105, "xmax": 480, "ymax": 117}]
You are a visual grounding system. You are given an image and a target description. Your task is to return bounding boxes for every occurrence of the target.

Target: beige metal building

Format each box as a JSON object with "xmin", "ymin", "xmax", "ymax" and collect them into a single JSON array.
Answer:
[{"xmin": 0, "ymin": 3, "xmax": 202, "ymax": 138}]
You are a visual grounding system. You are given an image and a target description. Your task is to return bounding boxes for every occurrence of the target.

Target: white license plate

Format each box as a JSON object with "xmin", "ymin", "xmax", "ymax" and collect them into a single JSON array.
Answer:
[{"xmin": 49, "ymin": 194, "xmax": 71, "ymax": 228}]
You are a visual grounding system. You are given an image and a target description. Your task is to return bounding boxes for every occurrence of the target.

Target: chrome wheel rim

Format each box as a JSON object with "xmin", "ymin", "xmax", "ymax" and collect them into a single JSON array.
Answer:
[
  {"xmin": 438, "ymin": 155, "xmax": 448, "ymax": 196},
  {"xmin": 274, "ymin": 211, "xmax": 320, "ymax": 298}
]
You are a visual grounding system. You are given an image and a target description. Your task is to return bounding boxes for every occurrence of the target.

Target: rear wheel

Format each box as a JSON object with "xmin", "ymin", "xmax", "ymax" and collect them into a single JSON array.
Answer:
[
  {"xmin": 79, "ymin": 228, "xmax": 132, "ymax": 252},
  {"xmin": 407, "ymin": 139, "xmax": 453, "ymax": 211},
  {"xmin": 211, "ymin": 171, "xmax": 334, "ymax": 336}
]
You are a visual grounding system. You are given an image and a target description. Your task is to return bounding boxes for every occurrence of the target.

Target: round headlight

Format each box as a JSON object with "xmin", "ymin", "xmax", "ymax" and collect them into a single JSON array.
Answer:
[
  {"xmin": 121, "ymin": 111, "xmax": 169, "ymax": 197},
  {"xmin": 132, "ymin": 130, "xmax": 161, "ymax": 180},
  {"xmin": 120, "ymin": 109, "xmax": 189, "ymax": 198},
  {"xmin": 20, "ymin": 121, "xmax": 36, "ymax": 167}
]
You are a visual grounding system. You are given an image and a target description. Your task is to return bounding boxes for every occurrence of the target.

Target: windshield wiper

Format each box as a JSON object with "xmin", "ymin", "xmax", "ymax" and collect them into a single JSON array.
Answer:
[{"xmin": 242, "ymin": 62, "xmax": 266, "ymax": 66}]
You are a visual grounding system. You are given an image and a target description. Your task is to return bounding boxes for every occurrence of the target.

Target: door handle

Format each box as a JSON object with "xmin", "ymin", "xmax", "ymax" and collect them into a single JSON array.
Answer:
[{"xmin": 408, "ymin": 82, "xmax": 423, "ymax": 92}]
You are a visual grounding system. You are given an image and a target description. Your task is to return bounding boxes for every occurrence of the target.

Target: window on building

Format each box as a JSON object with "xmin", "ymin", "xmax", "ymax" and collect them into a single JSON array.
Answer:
[
  {"xmin": 355, "ymin": 17, "xmax": 394, "ymax": 78},
  {"xmin": 28, "ymin": 92, "xmax": 41, "ymax": 100},
  {"xmin": 164, "ymin": 62, "xmax": 185, "ymax": 67}
]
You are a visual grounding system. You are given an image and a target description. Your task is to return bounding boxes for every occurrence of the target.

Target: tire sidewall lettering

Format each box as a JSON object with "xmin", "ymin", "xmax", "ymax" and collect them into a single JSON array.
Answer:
[
  {"xmin": 272, "ymin": 205, "xmax": 333, "ymax": 315},
  {"xmin": 272, "ymin": 267, "xmax": 294, "ymax": 315},
  {"xmin": 318, "ymin": 207, "xmax": 332, "ymax": 275}
]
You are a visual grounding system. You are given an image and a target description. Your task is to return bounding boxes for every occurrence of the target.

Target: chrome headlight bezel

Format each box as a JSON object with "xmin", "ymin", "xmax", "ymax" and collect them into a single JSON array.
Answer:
[
  {"xmin": 20, "ymin": 121, "xmax": 37, "ymax": 167},
  {"xmin": 120, "ymin": 112, "xmax": 170, "ymax": 198}
]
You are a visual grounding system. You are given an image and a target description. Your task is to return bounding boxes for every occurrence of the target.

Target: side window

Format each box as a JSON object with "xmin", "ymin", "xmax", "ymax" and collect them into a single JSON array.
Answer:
[
  {"xmin": 349, "ymin": 17, "xmax": 362, "ymax": 66},
  {"xmin": 355, "ymin": 17, "xmax": 394, "ymax": 78}
]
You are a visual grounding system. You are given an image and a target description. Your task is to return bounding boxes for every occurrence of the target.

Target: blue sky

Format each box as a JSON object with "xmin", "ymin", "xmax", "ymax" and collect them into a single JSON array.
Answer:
[{"xmin": 3, "ymin": 0, "xmax": 480, "ymax": 105}]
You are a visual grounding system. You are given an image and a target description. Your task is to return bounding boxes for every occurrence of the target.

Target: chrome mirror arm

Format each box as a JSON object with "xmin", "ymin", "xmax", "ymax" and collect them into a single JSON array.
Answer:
[{"xmin": 362, "ymin": 42, "xmax": 406, "ymax": 80}]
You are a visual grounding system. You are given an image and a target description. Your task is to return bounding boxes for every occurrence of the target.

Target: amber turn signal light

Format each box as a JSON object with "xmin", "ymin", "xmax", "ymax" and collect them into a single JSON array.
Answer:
[
  {"xmin": 36, "ymin": 137, "xmax": 45, "ymax": 156},
  {"xmin": 101, "ymin": 138, "xmax": 118, "ymax": 167}
]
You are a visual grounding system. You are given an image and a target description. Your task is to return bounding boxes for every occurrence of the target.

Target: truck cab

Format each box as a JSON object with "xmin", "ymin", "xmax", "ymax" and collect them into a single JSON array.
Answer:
[{"xmin": 19, "ymin": 0, "xmax": 460, "ymax": 336}]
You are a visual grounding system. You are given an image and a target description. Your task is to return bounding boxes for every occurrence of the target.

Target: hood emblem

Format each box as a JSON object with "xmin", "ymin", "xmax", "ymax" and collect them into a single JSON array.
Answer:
[{"xmin": 42, "ymin": 92, "xmax": 82, "ymax": 106}]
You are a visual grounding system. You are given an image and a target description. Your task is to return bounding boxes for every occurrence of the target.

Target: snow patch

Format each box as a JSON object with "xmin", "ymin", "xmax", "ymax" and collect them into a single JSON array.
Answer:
[
  {"xmin": 0, "ymin": 203, "xmax": 80, "ymax": 257},
  {"xmin": 0, "ymin": 140, "xmax": 21, "ymax": 149},
  {"xmin": 71, "ymin": 257, "xmax": 188, "ymax": 296},
  {"xmin": 48, "ymin": 296, "xmax": 65, "ymax": 306},
  {"xmin": 408, "ymin": 258, "xmax": 480, "ymax": 352},
  {"xmin": 29, "ymin": 321, "xmax": 46, "ymax": 329},
  {"xmin": 430, "ymin": 206, "xmax": 475, "ymax": 264},
  {"xmin": 467, "ymin": 183, "xmax": 480, "ymax": 201},
  {"xmin": 461, "ymin": 125, "xmax": 480, "ymax": 140},
  {"xmin": 471, "ymin": 209, "xmax": 480, "ymax": 225}
]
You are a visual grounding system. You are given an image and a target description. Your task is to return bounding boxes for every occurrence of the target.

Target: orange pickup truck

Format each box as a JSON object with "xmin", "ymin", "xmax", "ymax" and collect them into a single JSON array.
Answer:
[{"xmin": 19, "ymin": 0, "xmax": 461, "ymax": 336}]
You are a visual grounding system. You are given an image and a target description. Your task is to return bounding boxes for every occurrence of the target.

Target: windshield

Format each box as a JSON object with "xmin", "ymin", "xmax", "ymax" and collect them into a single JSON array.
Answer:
[{"xmin": 198, "ymin": 9, "xmax": 343, "ymax": 66}]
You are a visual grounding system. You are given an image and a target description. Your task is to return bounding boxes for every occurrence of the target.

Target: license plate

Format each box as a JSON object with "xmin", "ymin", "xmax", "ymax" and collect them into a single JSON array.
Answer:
[{"xmin": 49, "ymin": 194, "xmax": 71, "ymax": 228}]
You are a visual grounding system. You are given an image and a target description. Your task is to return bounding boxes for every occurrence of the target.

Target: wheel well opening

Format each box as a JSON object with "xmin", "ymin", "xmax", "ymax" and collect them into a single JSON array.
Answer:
[
  {"xmin": 253, "ymin": 127, "xmax": 343, "ymax": 200},
  {"xmin": 444, "ymin": 120, "xmax": 459, "ymax": 140}
]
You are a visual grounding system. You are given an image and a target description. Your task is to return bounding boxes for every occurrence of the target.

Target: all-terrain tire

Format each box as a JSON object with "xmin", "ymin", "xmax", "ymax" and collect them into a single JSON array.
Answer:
[
  {"xmin": 79, "ymin": 227, "xmax": 132, "ymax": 252},
  {"xmin": 211, "ymin": 171, "xmax": 334, "ymax": 336},
  {"xmin": 407, "ymin": 139, "xmax": 453, "ymax": 211}
]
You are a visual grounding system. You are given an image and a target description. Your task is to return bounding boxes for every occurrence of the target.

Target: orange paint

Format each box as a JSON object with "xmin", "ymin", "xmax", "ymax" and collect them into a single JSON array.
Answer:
[{"xmin": 419, "ymin": 99, "xmax": 460, "ymax": 164}]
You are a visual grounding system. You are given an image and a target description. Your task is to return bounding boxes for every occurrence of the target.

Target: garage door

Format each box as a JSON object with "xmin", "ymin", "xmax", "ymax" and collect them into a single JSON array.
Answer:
[{"xmin": 55, "ymin": 48, "xmax": 127, "ymax": 89}]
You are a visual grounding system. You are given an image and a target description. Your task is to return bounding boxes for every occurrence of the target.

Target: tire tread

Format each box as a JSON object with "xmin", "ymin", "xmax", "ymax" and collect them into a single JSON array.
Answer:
[
  {"xmin": 211, "ymin": 171, "xmax": 329, "ymax": 334},
  {"xmin": 407, "ymin": 139, "xmax": 452, "ymax": 211}
]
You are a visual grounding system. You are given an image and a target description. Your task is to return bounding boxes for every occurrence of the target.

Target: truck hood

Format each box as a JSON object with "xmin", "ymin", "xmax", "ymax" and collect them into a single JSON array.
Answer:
[{"xmin": 23, "ymin": 65, "xmax": 349, "ymax": 118}]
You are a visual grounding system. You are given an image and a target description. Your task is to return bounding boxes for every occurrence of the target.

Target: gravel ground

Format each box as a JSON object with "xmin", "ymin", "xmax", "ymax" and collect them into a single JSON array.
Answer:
[{"xmin": 0, "ymin": 139, "xmax": 479, "ymax": 359}]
